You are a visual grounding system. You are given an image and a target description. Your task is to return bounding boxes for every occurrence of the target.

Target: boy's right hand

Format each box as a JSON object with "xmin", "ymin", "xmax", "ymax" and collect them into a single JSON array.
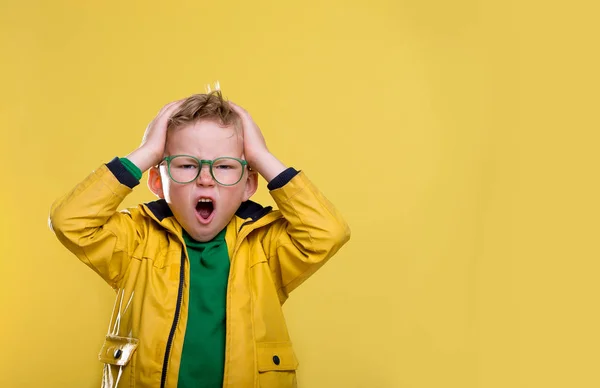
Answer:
[{"xmin": 126, "ymin": 100, "xmax": 183, "ymax": 172}]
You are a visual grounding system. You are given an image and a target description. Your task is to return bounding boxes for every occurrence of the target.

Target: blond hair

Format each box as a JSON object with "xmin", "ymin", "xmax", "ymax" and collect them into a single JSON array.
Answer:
[{"xmin": 168, "ymin": 90, "xmax": 241, "ymax": 132}]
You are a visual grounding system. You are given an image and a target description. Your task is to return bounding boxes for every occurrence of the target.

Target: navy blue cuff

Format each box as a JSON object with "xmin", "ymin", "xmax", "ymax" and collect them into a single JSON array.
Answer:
[
  {"xmin": 106, "ymin": 157, "xmax": 140, "ymax": 189},
  {"xmin": 267, "ymin": 167, "xmax": 299, "ymax": 190}
]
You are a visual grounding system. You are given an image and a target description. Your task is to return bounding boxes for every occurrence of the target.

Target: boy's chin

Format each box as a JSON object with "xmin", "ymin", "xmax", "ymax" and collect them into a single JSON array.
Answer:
[
  {"xmin": 188, "ymin": 228, "xmax": 219, "ymax": 242},
  {"xmin": 185, "ymin": 220, "xmax": 228, "ymax": 242}
]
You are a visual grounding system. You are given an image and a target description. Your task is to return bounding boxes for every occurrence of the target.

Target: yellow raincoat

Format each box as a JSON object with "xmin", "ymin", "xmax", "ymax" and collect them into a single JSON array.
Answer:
[{"xmin": 49, "ymin": 160, "xmax": 350, "ymax": 388}]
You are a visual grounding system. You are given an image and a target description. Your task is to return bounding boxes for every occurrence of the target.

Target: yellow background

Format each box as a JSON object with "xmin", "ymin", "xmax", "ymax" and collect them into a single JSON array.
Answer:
[{"xmin": 1, "ymin": 0, "xmax": 599, "ymax": 387}]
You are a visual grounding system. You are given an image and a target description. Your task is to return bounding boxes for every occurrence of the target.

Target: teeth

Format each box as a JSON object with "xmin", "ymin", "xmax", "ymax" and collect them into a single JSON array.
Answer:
[{"xmin": 198, "ymin": 198, "xmax": 212, "ymax": 203}]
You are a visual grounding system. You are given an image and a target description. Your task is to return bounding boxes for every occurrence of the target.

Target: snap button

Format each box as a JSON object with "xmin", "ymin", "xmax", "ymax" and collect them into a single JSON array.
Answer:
[
  {"xmin": 273, "ymin": 355, "xmax": 280, "ymax": 365},
  {"xmin": 114, "ymin": 349, "xmax": 123, "ymax": 359}
]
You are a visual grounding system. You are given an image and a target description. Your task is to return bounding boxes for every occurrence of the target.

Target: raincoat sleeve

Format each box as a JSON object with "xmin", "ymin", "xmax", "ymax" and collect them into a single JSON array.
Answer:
[
  {"xmin": 266, "ymin": 171, "xmax": 351, "ymax": 299},
  {"xmin": 49, "ymin": 158, "xmax": 142, "ymax": 289}
]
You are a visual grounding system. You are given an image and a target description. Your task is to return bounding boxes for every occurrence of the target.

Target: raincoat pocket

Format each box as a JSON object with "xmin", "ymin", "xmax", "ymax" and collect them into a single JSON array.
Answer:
[
  {"xmin": 257, "ymin": 342, "xmax": 299, "ymax": 388},
  {"xmin": 98, "ymin": 335, "xmax": 139, "ymax": 366}
]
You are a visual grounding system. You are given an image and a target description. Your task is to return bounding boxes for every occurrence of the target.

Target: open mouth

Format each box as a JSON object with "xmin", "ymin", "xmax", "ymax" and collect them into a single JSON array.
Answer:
[{"xmin": 196, "ymin": 198, "xmax": 214, "ymax": 222}]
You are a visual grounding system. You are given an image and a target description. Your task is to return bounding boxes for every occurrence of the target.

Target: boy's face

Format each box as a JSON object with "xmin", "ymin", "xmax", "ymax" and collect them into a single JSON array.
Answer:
[{"xmin": 149, "ymin": 119, "xmax": 257, "ymax": 242}]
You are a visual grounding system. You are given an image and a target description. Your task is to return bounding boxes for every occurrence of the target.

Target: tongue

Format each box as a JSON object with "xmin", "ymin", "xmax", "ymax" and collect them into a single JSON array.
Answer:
[{"xmin": 197, "ymin": 203, "xmax": 213, "ymax": 220}]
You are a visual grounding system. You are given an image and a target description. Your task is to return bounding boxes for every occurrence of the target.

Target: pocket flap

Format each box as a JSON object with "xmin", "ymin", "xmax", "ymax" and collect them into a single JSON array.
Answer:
[
  {"xmin": 98, "ymin": 335, "xmax": 139, "ymax": 366},
  {"xmin": 257, "ymin": 342, "xmax": 299, "ymax": 372}
]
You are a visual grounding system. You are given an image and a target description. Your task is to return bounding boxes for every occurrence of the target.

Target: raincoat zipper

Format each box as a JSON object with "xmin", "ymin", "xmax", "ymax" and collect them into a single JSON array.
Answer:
[{"xmin": 160, "ymin": 250, "xmax": 186, "ymax": 388}]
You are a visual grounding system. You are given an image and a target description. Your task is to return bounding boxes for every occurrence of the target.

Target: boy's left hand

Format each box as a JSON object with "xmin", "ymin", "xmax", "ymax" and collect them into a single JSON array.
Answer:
[
  {"xmin": 228, "ymin": 102, "xmax": 268, "ymax": 165},
  {"xmin": 229, "ymin": 101, "xmax": 287, "ymax": 182}
]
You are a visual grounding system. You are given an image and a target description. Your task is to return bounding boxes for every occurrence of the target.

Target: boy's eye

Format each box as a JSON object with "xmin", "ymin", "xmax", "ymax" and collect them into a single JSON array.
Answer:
[
  {"xmin": 214, "ymin": 164, "xmax": 233, "ymax": 170},
  {"xmin": 171, "ymin": 159, "xmax": 199, "ymax": 169}
]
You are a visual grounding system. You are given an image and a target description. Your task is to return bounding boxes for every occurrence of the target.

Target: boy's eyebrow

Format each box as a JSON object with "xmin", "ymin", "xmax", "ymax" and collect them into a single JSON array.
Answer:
[{"xmin": 163, "ymin": 154, "xmax": 247, "ymax": 160}]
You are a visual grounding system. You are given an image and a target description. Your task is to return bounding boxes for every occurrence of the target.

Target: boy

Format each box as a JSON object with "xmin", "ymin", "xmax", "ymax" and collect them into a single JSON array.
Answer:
[{"xmin": 49, "ymin": 91, "xmax": 350, "ymax": 388}]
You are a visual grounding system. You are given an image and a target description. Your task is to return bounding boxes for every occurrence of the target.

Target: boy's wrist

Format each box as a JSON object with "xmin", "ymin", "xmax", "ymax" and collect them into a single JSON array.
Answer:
[
  {"xmin": 249, "ymin": 151, "xmax": 287, "ymax": 182},
  {"xmin": 126, "ymin": 147, "xmax": 161, "ymax": 173}
]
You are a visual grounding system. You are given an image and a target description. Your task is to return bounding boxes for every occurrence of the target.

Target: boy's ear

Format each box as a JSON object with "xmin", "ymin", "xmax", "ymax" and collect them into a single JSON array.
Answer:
[
  {"xmin": 148, "ymin": 167, "xmax": 165, "ymax": 199},
  {"xmin": 242, "ymin": 169, "xmax": 258, "ymax": 202}
]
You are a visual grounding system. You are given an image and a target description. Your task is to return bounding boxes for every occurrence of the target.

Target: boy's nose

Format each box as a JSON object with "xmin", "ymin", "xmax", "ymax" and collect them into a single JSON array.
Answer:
[{"xmin": 197, "ymin": 165, "xmax": 215, "ymax": 186}]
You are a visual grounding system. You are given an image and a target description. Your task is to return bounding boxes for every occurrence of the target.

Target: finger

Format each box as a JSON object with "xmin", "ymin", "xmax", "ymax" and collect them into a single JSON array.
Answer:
[
  {"xmin": 157, "ymin": 102, "xmax": 175, "ymax": 115},
  {"xmin": 163, "ymin": 99, "xmax": 185, "ymax": 112},
  {"xmin": 164, "ymin": 99, "xmax": 184, "ymax": 114},
  {"xmin": 157, "ymin": 99, "xmax": 184, "ymax": 116},
  {"xmin": 157, "ymin": 100, "xmax": 185, "ymax": 120},
  {"xmin": 228, "ymin": 101, "xmax": 249, "ymax": 116}
]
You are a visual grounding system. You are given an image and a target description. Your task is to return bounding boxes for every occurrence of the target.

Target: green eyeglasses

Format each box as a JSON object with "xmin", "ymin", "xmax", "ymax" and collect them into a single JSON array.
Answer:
[{"xmin": 161, "ymin": 155, "xmax": 248, "ymax": 186}]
